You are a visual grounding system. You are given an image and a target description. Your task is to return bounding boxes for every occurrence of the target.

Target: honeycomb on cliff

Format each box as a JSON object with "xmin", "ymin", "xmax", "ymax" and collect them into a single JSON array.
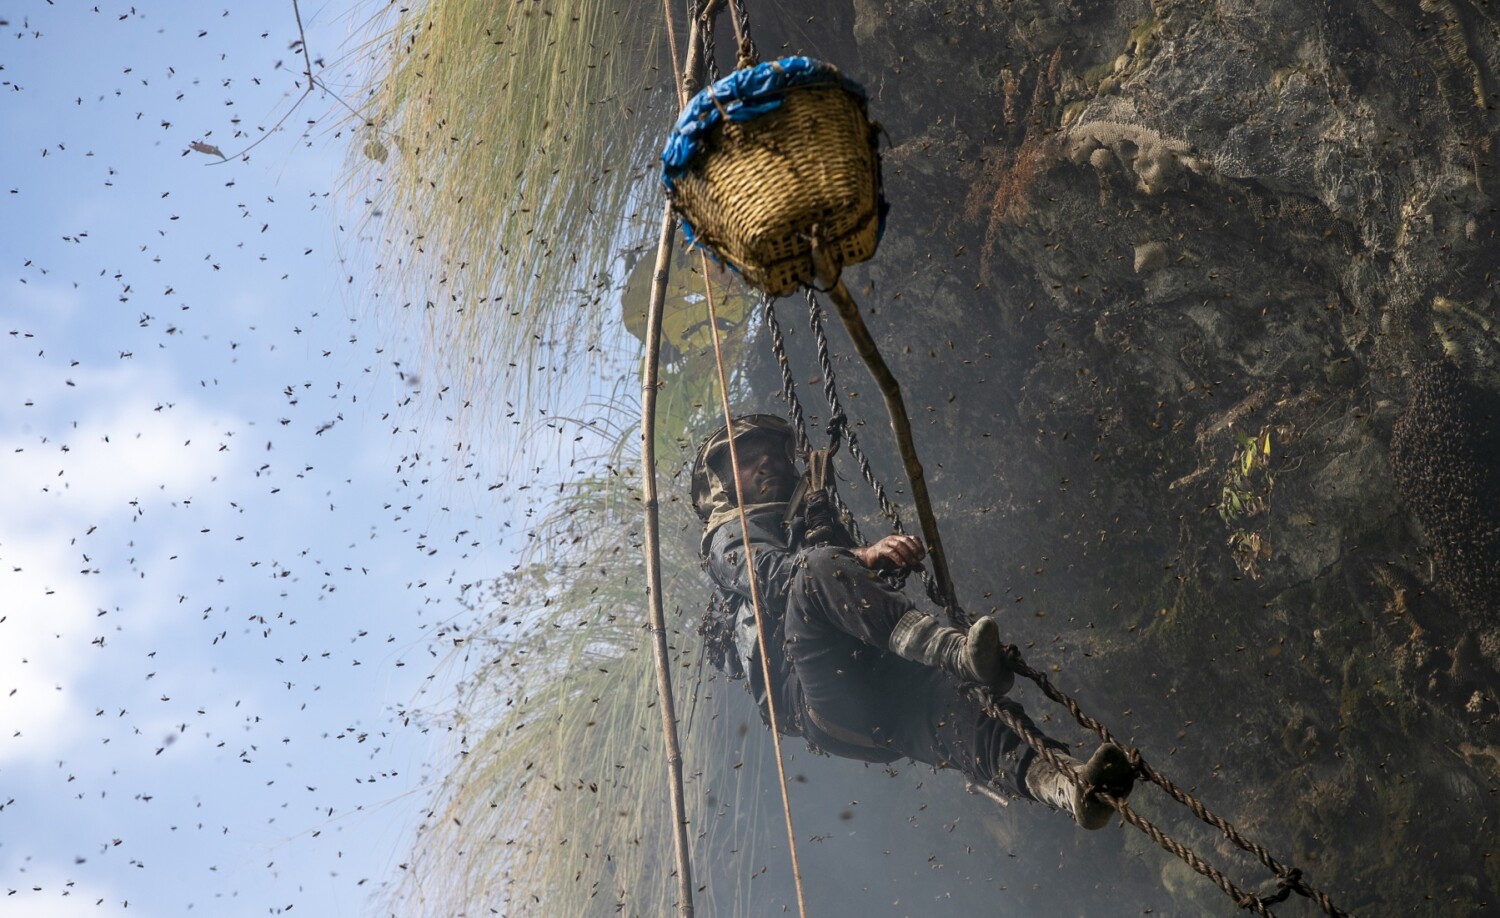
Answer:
[{"xmin": 1389, "ymin": 362, "xmax": 1500, "ymax": 616}]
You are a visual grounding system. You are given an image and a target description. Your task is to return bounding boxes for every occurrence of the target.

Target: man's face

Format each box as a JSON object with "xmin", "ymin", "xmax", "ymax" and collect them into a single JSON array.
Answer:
[{"xmin": 718, "ymin": 432, "xmax": 798, "ymax": 504}]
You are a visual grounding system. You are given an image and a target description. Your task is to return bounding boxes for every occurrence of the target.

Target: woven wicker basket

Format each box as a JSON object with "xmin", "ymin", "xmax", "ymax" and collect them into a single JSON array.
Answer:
[{"xmin": 669, "ymin": 85, "xmax": 881, "ymax": 297}]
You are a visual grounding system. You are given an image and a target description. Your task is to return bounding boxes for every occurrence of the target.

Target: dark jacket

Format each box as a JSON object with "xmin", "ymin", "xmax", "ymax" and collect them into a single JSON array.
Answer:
[{"xmin": 704, "ymin": 506, "xmax": 807, "ymax": 735}]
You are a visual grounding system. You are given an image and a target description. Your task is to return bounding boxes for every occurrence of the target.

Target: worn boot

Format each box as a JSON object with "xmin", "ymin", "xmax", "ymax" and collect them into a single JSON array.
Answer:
[
  {"xmin": 1024, "ymin": 742, "xmax": 1134, "ymax": 830},
  {"xmin": 888, "ymin": 611, "xmax": 1004, "ymax": 684}
]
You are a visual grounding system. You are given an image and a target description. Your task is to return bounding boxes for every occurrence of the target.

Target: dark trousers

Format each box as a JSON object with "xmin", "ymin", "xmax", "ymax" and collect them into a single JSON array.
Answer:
[{"xmin": 781, "ymin": 546, "xmax": 1048, "ymax": 795}]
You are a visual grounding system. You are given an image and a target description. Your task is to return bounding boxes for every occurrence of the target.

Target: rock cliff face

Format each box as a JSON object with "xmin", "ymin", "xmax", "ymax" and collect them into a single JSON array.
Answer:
[{"xmin": 731, "ymin": 1, "xmax": 1500, "ymax": 913}]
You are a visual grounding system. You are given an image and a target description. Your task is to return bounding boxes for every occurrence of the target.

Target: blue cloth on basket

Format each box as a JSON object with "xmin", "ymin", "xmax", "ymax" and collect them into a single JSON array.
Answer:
[
  {"xmin": 660, "ymin": 57, "xmax": 869, "ymax": 194},
  {"xmin": 659, "ymin": 57, "xmax": 885, "ymax": 275}
]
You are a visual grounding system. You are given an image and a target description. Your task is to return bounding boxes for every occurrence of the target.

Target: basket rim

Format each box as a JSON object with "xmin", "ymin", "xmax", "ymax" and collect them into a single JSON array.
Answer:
[{"xmin": 661, "ymin": 56, "xmax": 869, "ymax": 191}]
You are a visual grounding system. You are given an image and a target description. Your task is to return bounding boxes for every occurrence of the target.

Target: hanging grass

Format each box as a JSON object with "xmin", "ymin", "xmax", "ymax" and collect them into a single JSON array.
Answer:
[
  {"xmin": 370, "ymin": 250, "xmax": 763, "ymax": 909},
  {"xmin": 386, "ymin": 442, "xmax": 778, "ymax": 916},
  {"xmin": 350, "ymin": 3, "xmax": 784, "ymax": 911},
  {"xmin": 354, "ymin": 0, "xmax": 676, "ymax": 406}
]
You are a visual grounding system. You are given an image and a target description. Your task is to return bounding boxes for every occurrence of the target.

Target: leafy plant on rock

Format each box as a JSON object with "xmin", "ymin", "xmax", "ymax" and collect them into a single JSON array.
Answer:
[{"xmin": 1219, "ymin": 425, "xmax": 1273, "ymax": 579}]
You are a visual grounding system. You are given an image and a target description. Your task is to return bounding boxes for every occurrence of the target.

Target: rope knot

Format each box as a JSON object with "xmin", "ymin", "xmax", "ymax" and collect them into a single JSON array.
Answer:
[
  {"xmin": 998, "ymin": 643, "xmax": 1024, "ymax": 671},
  {"xmin": 826, "ymin": 412, "xmax": 847, "ymax": 444}
]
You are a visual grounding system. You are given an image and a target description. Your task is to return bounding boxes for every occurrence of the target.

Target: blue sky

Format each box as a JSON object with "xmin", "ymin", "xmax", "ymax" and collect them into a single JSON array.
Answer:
[{"xmin": 0, "ymin": 4, "xmax": 573, "ymax": 914}]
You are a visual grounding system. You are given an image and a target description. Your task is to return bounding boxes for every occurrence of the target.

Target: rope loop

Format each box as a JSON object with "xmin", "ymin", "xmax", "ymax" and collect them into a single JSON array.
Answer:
[
  {"xmin": 998, "ymin": 643, "xmax": 1025, "ymax": 673},
  {"xmin": 728, "ymin": 0, "xmax": 757, "ymax": 67},
  {"xmin": 825, "ymin": 410, "xmax": 847, "ymax": 451},
  {"xmin": 762, "ymin": 297, "xmax": 813, "ymax": 459},
  {"xmin": 1256, "ymin": 867, "xmax": 1307, "ymax": 906}
]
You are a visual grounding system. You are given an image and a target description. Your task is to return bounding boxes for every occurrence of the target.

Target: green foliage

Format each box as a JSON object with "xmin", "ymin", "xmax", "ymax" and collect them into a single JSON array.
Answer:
[{"xmin": 1219, "ymin": 426, "xmax": 1273, "ymax": 578}]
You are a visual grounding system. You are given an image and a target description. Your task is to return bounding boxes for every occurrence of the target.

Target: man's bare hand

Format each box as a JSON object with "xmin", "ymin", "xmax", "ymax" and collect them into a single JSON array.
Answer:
[{"xmin": 852, "ymin": 533, "xmax": 926, "ymax": 571}]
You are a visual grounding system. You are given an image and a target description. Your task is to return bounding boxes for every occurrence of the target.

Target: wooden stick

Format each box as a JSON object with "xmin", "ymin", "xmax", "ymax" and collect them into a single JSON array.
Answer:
[
  {"xmin": 641, "ymin": 207, "xmax": 695, "ymax": 918},
  {"xmin": 640, "ymin": 8, "xmax": 713, "ymax": 916},
  {"xmin": 825, "ymin": 279, "xmax": 959, "ymax": 613}
]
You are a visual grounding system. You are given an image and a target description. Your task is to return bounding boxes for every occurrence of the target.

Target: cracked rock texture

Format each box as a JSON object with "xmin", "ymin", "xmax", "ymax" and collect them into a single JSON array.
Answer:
[{"xmin": 726, "ymin": 1, "xmax": 1500, "ymax": 914}]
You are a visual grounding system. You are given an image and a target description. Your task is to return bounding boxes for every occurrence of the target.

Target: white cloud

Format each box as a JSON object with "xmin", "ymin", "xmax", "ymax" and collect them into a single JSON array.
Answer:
[
  {"xmin": 0, "ymin": 361, "xmax": 239, "ymax": 764},
  {"xmin": 0, "ymin": 533, "xmax": 99, "ymax": 756},
  {"xmin": 5, "ymin": 280, "xmax": 84, "ymax": 323}
]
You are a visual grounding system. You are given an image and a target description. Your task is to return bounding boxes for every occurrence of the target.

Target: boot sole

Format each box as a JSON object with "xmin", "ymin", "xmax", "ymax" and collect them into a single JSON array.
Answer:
[{"xmin": 967, "ymin": 616, "xmax": 1002, "ymax": 684}]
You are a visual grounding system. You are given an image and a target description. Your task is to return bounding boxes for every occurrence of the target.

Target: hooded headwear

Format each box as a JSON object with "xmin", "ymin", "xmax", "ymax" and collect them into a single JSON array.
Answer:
[{"xmin": 691, "ymin": 414, "xmax": 799, "ymax": 544}]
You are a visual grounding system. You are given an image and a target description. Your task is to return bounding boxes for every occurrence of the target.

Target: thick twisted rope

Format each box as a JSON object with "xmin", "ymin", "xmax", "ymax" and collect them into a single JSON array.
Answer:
[
  {"xmin": 806, "ymin": 290, "xmax": 956, "ymax": 614},
  {"xmin": 762, "ymin": 298, "xmax": 813, "ymax": 460},
  {"xmin": 763, "ymin": 296, "xmax": 874, "ymax": 547},
  {"xmin": 806, "ymin": 290, "xmax": 903, "ymax": 531},
  {"xmin": 699, "ymin": 7, "xmax": 719, "ymax": 82},
  {"xmin": 995, "ymin": 648, "xmax": 1352, "ymax": 917},
  {"xmin": 977, "ymin": 688, "xmax": 1284, "ymax": 916}
]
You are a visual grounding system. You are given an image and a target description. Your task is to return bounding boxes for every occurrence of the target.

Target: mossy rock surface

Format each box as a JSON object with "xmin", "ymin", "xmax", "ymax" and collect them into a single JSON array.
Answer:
[{"xmin": 727, "ymin": 0, "xmax": 1500, "ymax": 913}]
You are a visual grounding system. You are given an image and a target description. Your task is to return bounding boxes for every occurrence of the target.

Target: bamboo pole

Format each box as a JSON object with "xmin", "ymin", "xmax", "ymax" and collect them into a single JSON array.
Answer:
[
  {"xmin": 645, "ymin": 10, "xmax": 808, "ymax": 915},
  {"xmin": 641, "ymin": 206, "xmax": 695, "ymax": 917},
  {"xmin": 640, "ymin": 9, "xmax": 711, "ymax": 916}
]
